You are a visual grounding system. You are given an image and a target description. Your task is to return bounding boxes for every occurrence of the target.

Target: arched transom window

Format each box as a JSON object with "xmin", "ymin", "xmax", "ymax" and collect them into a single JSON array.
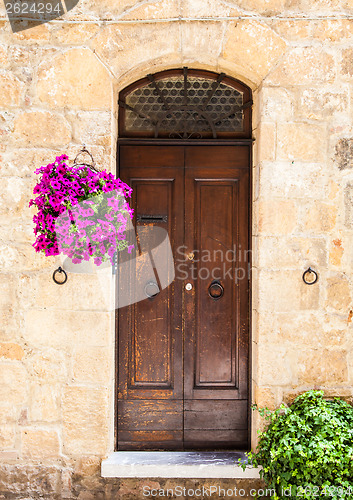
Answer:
[{"xmin": 119, "ymin": 68, "xmax": 252, "ymax": 139}]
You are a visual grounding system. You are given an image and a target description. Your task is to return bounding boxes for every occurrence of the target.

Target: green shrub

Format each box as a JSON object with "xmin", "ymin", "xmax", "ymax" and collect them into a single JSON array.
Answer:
[{"xmin": 241, "ymin": 390, "xmax": 353, "ymax": 499}]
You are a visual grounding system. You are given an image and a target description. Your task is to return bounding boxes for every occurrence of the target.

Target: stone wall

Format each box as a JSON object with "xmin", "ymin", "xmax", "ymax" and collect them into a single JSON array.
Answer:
[
  {"xmin": 0, "ymin": 0, "xmax": 353, "ymax": 497},
  {"xmin": 0, "ymin": 464, "xmax": 269, "ymax": 499}
]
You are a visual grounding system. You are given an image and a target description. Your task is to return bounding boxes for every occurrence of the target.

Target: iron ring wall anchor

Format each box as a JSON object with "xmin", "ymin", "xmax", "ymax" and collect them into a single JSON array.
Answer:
[
  {"xmin": 302, "ymin": 267, "xmax": 318, "ymax": 285},
  {"xmin": 53, "ymin": 267, "xmax": 68, "ymax": 285}
]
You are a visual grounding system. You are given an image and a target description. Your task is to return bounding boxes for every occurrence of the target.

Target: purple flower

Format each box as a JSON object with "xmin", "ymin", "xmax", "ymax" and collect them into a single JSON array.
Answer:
[{"xmin": 30, "ymin": 155, "xmax": 134, "ymax": 263}]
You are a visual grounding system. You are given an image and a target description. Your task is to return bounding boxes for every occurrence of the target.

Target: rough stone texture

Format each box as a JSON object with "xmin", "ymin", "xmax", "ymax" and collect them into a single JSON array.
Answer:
[
  {"xmin": 0, "ymin": 364, "xmax": 27, "ymax": 405},
  {"xmin": 256, "ymin": 344, "xmax": 293, "ymax": 386},
  {"xmin": 21, "ymin": 430, "xmax": 60, "ymax": 459},
  {"xmin": 326, "ymin": 275, "xmax": 352, "ymax": 312},
  {"xmin": 222, "ymin": 21, "xmax": 287, "ymax": 85},
  {"xmin": 261, "ymin": 87, "xmax": 294, "ymax": 122},
  {"xmin": 341, "ymin": 48, "xmax": 353, "ymax": 77},
  {"xmin": 181, "ymin": 22, "xmax": 226, "ymax": 67},
  {"xmin": 62, "ymin": 386, "xmax": 109, "ymax": 455},
  {"xmin": 0, "ymin": 72, "xmax": 24, "ymax": 107},
  {"xmin": 24, "ymin": 310, "xmax": 112, "ymax": 350},
  {"xmin": 335, "ymin": 138, "xmax": 353, "ymax": 170},
  {"xmin": 12, "ymin": 23, "xmax": 50, "ymax": 43},
  {"xmin": 297, "ymin": 349, "xmax": 348, "ymax": 385},
  {"xmin": 92, "ymin": 23, "xmax": 181, "ymax": 80},
  {"xmin": 266, "ymin": 47, "xmax": 335, "ymax": 85},
  {"xmin": 50, "ymin": 24, "xmax": 100, "ymax": 45},
  {"xmin": 257, "ymin": 200, "xmax": 298, "ymax": 234},
  {"xmin": 257, "ymin": 270, "xmax": 320, "ymax": 312},
  {"xmin": 257, "ymin": 236, "xmax": 327, "ymax": 268},
  {"xmin": 36, "ymin": 49, "xmax": 112, "ymax": 110},
  {"xmin": 259, "ymin": 161, "xmax": 327, "ymax": 200},
  {"xmin": 67, "ymin": 111, "xmax": 112, "ymax": 147},
  {"xmin": 0, "ymin": 468, "xmax": 270, "ymax": 499},
  {"xmin": 28, "ymin": 384, "xmax": 61, "ymax": 423},
  {"xmin": 304, "ymin": 202, "xmax": 337, "ymax": 232},
  {"xmin": 254, "ymin": 122, "xmax": 276, "ymax": 163},
  {"xmin": 0, "ymin": 343, "xmax": 24, "ymax": 361},
  {"xmin": 12, "ymin": 111, "xmax": 72, "ymax": 147},
  {"xmin": 277, "ymin": 122, "xmax": 326, "ymax": 161},
  {"xmin": 182, "ymin": 0, "xmax": 242, "ymax": 18},
  {"xmin": 122, "ymin": 0, "xmax": 180, "ymax": 21},
  {"xmin": 297, "ymin": 87, "xmax": 348, "ymax": 121},
  {"xmin": 344, "ymin": 183, "xmax": 353, "ymax": 229},
  {"xmin": 72, "ymin": 346, "xmax": 111, "ymax": 384},
  {"xmin": 253, "ymin": 385, "xmax": 278, "ymax": 410},
  {"xmin": 329, "ymin": 237, "xmax": 344, "ymax": 266},
  {"xmin": 0, "ymin": 0, "xmax": 353, "ymax": 495},
  {"xmin": 0, "ymin": 465, "xmax": 61, "ymax": 496}
]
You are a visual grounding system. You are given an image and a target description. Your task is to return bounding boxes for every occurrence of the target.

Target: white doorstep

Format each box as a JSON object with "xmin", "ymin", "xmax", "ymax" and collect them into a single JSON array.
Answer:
[{"xmin": 101, "ymin": 451, "xmax": 261, "ymax": 478}]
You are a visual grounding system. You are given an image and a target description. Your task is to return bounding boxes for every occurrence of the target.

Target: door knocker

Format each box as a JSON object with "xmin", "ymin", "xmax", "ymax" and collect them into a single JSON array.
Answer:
[
  {"xmin": 208, "ymin": 280, "xmax": 224, "ymax": 300},
  {"xmin": 144, "ymin": 280, "xmax": 160, "ymax": 299}
]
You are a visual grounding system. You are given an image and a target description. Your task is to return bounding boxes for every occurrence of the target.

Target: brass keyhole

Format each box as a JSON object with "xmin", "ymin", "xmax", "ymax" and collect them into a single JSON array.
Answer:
[{"xmin": 187, "ymin": 252, "xmax": 195, "ymax": 261}]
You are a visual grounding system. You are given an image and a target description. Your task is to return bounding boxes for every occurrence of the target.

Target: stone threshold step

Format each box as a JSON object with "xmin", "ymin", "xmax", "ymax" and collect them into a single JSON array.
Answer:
[{"xmin": 101, "ymin": 451, "xmax": 261, "ymax": 478}]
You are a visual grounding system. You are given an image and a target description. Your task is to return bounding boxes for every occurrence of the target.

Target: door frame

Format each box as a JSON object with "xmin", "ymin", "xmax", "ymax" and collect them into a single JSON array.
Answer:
[{"xmin": 115, "ymin": 137, "xmax": 253, "ymax": 451}]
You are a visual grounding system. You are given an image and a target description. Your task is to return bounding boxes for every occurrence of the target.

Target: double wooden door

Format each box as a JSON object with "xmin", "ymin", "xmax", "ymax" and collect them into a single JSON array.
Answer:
[{"xmin": 117, "ymin": 144, "xmax": 250, "ymax": 450}]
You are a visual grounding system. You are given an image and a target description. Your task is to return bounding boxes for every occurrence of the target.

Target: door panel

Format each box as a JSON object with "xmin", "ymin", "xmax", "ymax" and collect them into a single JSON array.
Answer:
[
  {"xmin": 117, "ymin": 146, "xmax": 184, "ymax": 450},
  {"xmin": 183, "ymin": 430, "xmax": 248, "ymax": 449},
  {"xmin": 118, "ymin": 400, "xmax": 183, "ymax": 430},
  {"xmin": 118, "ymin": 431, "xmax": 184, "ymax": 451},
  {"xmin": 118, "ymin": 400, "xmax": 183, "ymax": 450},
  {"xmin": 184, "ymin": 145, "xmax": 250, "ymax": 169},
  {"xmin": 131, "ymin": 181, "xmax": 173, "ymax": 389},
  {"xmin": 117, "ymin": 144, "xmax": 250, "ymax": 450},
  {"xmin": 183, "ymin": 147, "xmax": 249, "ymax": 449},
  {"xmin": 192, "ymin": 181, "xmax": 238, "ymax": 389},
  {"xmin": 120, "ymin": 145, "xmax": 185, "ymax": 168}
]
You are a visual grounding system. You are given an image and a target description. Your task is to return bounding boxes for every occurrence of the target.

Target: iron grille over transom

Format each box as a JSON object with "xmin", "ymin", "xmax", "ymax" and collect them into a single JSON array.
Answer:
[{"xmin": 119, "ymin": 68, "xmax": 252, "ymax": 139}]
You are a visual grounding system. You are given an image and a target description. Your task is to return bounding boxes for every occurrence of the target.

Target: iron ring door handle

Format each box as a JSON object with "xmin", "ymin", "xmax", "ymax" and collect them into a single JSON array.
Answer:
[
  {"xmin": 144, "ymin": 280, "xmax": 160, "ymax": 299},
  {"xmin": 208, "ymin": 280, "xmax": 224, "ymax": 300}
]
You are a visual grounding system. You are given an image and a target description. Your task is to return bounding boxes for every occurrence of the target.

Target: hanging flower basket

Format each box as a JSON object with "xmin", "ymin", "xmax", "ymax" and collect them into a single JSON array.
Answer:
[{"xmin": 29, "ymin": 150, "xmax": 134, "ymax": 267}]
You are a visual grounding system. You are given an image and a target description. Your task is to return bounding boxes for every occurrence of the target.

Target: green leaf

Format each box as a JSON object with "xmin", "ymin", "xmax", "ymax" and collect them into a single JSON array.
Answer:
[{"xmin": 247, "ymin": 391, "xmax": 353, "ymax": 497}]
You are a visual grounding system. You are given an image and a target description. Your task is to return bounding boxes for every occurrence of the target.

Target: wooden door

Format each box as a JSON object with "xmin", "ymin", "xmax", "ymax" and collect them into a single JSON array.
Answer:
[{"xmin": 117, "ymin": 144, "xmax": 250, "ymax": 450}]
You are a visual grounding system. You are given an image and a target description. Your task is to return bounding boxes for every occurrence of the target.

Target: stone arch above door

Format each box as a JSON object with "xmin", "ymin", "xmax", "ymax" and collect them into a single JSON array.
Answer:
[{"xmin": 92, "ymin": 20, "xmax": 287, "ymax": 90}]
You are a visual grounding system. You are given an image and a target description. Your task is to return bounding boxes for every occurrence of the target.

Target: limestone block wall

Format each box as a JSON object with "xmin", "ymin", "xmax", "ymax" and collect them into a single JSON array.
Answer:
[
  {"xmin": 252, "ymin": 15, "xmax": 353, "ymax": 432},
  {"xmin": 0, "ymin": 0, "xmax": 352, "ymax": 494}
]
